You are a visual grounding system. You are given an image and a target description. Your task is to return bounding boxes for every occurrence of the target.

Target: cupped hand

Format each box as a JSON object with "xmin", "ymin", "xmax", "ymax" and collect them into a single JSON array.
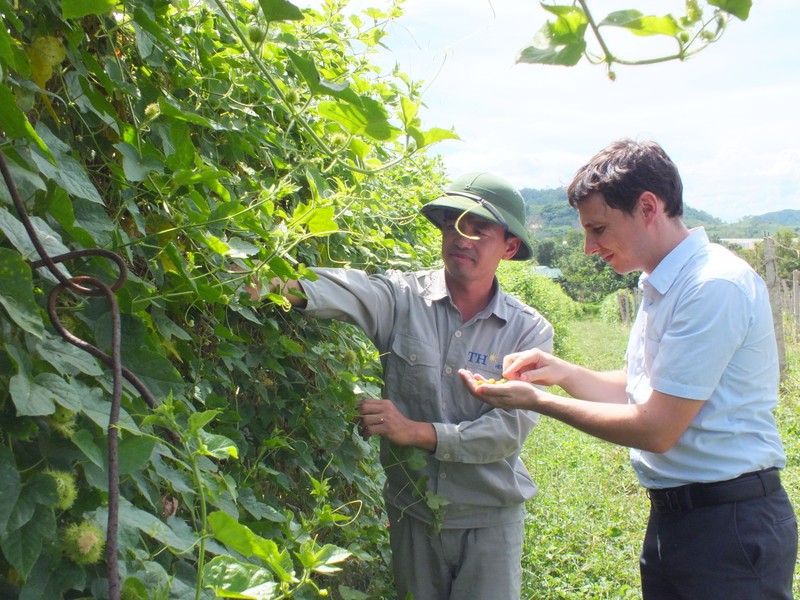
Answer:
[{"xmin": 458, "ymin": 369, "xmax": 540, "ymax": 410}]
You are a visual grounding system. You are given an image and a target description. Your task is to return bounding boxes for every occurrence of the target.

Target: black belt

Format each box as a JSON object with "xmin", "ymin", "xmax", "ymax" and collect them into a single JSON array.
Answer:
[{"xmin": 647, "ymin": 468, "xmax": 782, "ymax": 513}]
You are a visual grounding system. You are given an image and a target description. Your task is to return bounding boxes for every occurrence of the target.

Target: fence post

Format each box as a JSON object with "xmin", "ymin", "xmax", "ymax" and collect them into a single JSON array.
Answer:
[
  {"xmin": 764, "ymin": 237, "xmax": 787, "ymax": 378},
  {"xmin": 794, "ymin": 269, "xmax": 799, "ymax": 342}
]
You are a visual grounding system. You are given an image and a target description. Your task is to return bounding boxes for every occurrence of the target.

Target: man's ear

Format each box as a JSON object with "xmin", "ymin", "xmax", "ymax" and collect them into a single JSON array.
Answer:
[
  {"xmin": 504, "ymin": 236, "xmax": 522, "ymax": 259},
  {"xmin": 638, "ymin": 191, "xmax": 660, "ymax": 223}
]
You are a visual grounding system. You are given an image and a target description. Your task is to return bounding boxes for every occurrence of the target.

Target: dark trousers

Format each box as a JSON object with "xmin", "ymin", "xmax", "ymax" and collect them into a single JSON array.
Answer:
[{"xmin": 640, "ymin": 487, "xmax": 798, "ymax": 599}]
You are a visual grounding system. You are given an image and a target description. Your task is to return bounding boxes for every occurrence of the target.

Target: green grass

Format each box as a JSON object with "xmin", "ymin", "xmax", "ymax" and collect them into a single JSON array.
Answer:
[{"xmin": 520, "ymin": 319, "xmax": 800, "ymax": 599}]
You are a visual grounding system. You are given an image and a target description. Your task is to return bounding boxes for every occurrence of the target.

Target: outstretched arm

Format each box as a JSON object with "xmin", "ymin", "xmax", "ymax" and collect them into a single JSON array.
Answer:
[
  {"xmin": 244, "ymin": 275, "xmax": 307, "ymax": 308},
  {"xmin": 458, "ymin": 370, "xmax": 704, "ymax": 453},
  {"xmin": 502, "ymin": 348, "xmax": 627, "ymax": 404}
]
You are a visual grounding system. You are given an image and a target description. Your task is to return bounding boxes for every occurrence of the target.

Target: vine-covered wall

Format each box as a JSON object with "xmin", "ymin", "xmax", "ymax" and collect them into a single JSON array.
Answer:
[{"xmin": 0, "ymin": 0, "xmax": 450, "ymax": 597}]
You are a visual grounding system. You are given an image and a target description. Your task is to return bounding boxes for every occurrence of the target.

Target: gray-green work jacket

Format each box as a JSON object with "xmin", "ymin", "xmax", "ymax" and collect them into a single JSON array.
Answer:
[{"xmin": 301, "ymin": 267, "xmax": 554, "ymax": 529}]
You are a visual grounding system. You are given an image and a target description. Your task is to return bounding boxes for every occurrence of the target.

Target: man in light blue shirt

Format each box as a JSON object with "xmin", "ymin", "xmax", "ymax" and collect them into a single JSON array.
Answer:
[{"xmin": 461, "ymin": 139, "xmax": 797, "ymax": 599}]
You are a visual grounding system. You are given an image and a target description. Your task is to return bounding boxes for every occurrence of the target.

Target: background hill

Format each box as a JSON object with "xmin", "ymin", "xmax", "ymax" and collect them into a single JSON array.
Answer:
[{"xmin": 521, "ymin": 187, "xmax": 800, "ymax": 239}]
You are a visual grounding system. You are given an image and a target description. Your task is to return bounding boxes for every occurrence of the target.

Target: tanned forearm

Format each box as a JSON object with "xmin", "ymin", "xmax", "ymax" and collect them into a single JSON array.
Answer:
[{"xmin": 558, "ymin": 364, "xmax": 628, "ymax": 405}]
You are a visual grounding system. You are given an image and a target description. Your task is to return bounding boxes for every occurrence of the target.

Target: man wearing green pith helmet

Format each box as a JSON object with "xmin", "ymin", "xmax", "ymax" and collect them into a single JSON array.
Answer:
[{"xmin": 256, "ymin": 173, "xmax": 554, "ymax": 599}]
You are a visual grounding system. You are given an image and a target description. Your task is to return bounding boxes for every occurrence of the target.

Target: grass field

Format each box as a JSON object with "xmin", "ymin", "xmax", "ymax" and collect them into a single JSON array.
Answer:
[{"xmin": 519, "ymin": 319, "xmax": 800, "ymax": 599}]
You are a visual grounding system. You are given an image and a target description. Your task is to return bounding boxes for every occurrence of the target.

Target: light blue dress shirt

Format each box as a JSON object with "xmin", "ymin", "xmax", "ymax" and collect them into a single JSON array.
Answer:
[{"xmin": 627, "ymin": 228, "xmax": 786, "ymax": 488}]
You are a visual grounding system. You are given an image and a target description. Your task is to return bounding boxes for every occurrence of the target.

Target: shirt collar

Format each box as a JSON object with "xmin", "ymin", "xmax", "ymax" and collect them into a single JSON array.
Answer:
[
  {"xmin": 426, "ymin": 269, "xmax": 507, "ymax": 322},
  {"xmin": 642, "ymin": 227, "xmax": 708, "ymax": 295}
]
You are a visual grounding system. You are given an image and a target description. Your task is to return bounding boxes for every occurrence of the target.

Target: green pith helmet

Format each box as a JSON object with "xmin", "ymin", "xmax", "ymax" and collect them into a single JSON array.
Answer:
[{"xmin": 421, "ymin": 172, "xmax": 533, "ymax": 261}]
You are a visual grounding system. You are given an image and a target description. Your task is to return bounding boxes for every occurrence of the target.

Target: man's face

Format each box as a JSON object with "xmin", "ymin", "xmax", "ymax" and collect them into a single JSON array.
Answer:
[
  {"xmin": 578, "ymin": 193, "xmax": 644, "ymax": 275},
  {"xmin": 439, "ymin": 211, "xmax": 520, "ymax": 283}
]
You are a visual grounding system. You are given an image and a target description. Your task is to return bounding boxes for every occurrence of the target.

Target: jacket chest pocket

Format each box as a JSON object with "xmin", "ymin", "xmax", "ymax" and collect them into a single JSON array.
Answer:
[{"xmin": 384, "ymin": 333, "xmax": 440, "ymax": 402}]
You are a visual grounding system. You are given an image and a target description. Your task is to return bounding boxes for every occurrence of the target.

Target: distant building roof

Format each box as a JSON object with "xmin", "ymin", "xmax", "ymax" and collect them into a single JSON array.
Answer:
[
  {"xmin": 720, "ymin": 238, "xmax": 760, "ymax": 250},
  {"xmin": 531, "ymin": 265, "xmax": 563, "ymax": 278}
]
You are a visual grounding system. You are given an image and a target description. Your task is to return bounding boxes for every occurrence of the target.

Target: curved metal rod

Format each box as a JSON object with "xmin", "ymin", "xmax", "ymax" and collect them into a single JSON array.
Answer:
[{"xmin": 0, "ymin": 150, "xmax": 179, "ymax": 600}]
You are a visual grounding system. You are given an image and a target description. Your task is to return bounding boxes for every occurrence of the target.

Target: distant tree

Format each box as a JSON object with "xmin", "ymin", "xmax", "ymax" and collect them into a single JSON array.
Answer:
[
  {"xmin": 534, "ymin": 238, "xmax": 563, "ymax": 267},
  {"xmin": 775, "ymin": 227, "xmax": 800, "ymax": 280},
  {"xmin": 546, "ymin": 230, "xmax": 639, "ymax": 303}
]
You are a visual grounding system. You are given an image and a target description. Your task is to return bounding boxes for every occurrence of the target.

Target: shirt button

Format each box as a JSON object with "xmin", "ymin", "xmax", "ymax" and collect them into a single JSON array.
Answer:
[
  {"xmin": 445, "ymin": 366, "xmax": 452, "ymax": 374},
  {"xmin": 409, "ymin": 353, "xmax": 417, "ymax": 362},
  {"xmin": 439, "ymin": 472, "xmax": 447, "ymax": 479},
  {"xmin": 443, "ymin": 453, "xmax": 451, "ymax": 460},
  {"xmin": 455, "ymin": 331, "xmax": 462, "ymax": 338}
]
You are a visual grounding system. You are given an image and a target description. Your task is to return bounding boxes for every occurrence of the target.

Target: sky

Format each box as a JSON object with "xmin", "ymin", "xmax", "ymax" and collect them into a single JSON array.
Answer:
[{"xmin": 346, "ymin": 0, "xmax": 799, "ymax": 223}]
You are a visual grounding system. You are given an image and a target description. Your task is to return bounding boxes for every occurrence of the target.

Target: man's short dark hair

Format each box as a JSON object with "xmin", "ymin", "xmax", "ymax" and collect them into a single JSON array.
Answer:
[{"xmin": 567, "ymin": 139, "xmax": 684, "ymax": 217}]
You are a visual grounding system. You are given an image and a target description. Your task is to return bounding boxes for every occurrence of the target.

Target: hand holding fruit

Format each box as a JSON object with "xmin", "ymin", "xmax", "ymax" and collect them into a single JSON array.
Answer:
[
  {"xmin": 502, "ymin": 348, "xmax": 566, "ymax": 387},
  {"xmin": 458, "ymin": 369, "xmax": 540, "ymax": 410}
]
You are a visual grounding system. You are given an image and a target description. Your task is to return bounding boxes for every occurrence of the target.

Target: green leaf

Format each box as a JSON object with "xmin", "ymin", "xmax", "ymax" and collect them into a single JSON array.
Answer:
[
  {"xmin": 198, "ymin": 430, "xmax": 239, "ymax": 460},
  {"xmin": 0, "ymin": 248, "xmax": 44, "ymax": 337},
  {"xmin": 286, "ymin": 49, "xmax": 360, "ymax": 104},
  {"xmin": 66, "ymin": 71, "xmax": 119, "ymax": 133},
  {"xmin": 517, "ymin": 6, "xmax": 588, "ymax": 66},
  {"xmin": 0, "ymin": 85, "xmax": 32, "ymax": 138},
  {"xmin": 407, "ymin": 126, "xmax": 460, "ymax": 150},
  {"xmin": 81, "ymin": 389, "xmax": 140, "ymax": 433},
  {"xmin": 257, "ymin": 0, "xmax": 303, "ymax": 22},
  {"xmin": 0, "ymin": 155, "xmax": 47, "ymax": 206},
  {"xmin": 1, "ymin": 504, "xmax": 56, "ymax": 580},
  {"xmin": 708, "ymin": 0, "xmax": 751, "ymax": 20},
  {"xmin": 202, "ymin": 555, "xmax": 276, "ymax": 597},
  {"xmin": 119, "ymin": 349, "xmax": 184, "ymax": 401},
  {"xmin": 47, "ymin": 189, "xmax": 117, "ymax": 247},
  {"xmin": 118, "ymin": 434, "xmax": 156, "ymax": 475},
  {"xmin": 9, "ymin": 372, "xmax": 56, "ymax": 416},
  {"xmin": 297, "ymin": 539, "xmax": 351, "ymax": 574},
  {"xmin": 158, "ymin": 96, "xmax": 220, "ymax": 129},
  {"xmin": 238, "ymin": 488, "xmax": 287, "ymax": 523},
  {"xmin": 16, "ymin": 553, "xmax": 85, "ymax": 599},
  {"xmin": 10, "ymin": 371, "xmax": 87, "ymax": 416},
  {"xmin": 31, "ymin": 124, "xmax": 104, "ymax": 204},
  {"xmin": 292, "ymin": 202, "xmax": 338, "ymax": 235},
  {"xmin": 0, "ymin": 23, "xmax": 27, "ymax": 73},
  {"xmin": 163, "ymin": 120, "xmax": 196, "ymax": 170},
  {"xmin": 0, "ymin": 449, "xmax": 21, "ymax": 537},
  {"xmin": 317, "ymin": 100, "xmax": 402, "ymax": 141},
  {"xmin": 114, "ymin": 142, "xmax": 164, "ymax": 182},
  {"xmin": 399, "ymin": 96, "xmax": 418, "ymax": 129},
  {"xmin": 62, "ymin": 0, "xmax": 116, "ymax": 19},
  {"xmin": 0, "ymin": 206, "xmax": 71, "ymax": 266},
  {"xmin": 37, "ymin": 330, "xmax": 104, "ymax": 377},
  {"xmin": 189, "ymin": 410, "xmax": 220, "ymax": 434},
  {"xmin": 600, "ymin": 11, "xmax": 681, "ymax": 37},
  {"xmin": 72, "ymin": 429, "xmax": 105, "ymax": 469},
  {"xmin": 208, "ymin": 511, "xmax": 296, "ymax": 582},
  {"xmin": 267, "ymin": 255, "xmax": 298, "ymax": 281},
  {"xmin": 2, "ymin": 474, "xmax": 57, "ymax": 554},
  {"xmin": 106, "ymin": 499, "xmax": 198, "ymax": 553}
]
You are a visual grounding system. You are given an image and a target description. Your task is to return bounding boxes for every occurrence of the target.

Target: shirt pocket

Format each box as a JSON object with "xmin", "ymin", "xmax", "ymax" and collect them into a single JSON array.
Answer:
[{"xmin": 385, "ymin": 333, "xmax": 440, "ymax": 402}]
